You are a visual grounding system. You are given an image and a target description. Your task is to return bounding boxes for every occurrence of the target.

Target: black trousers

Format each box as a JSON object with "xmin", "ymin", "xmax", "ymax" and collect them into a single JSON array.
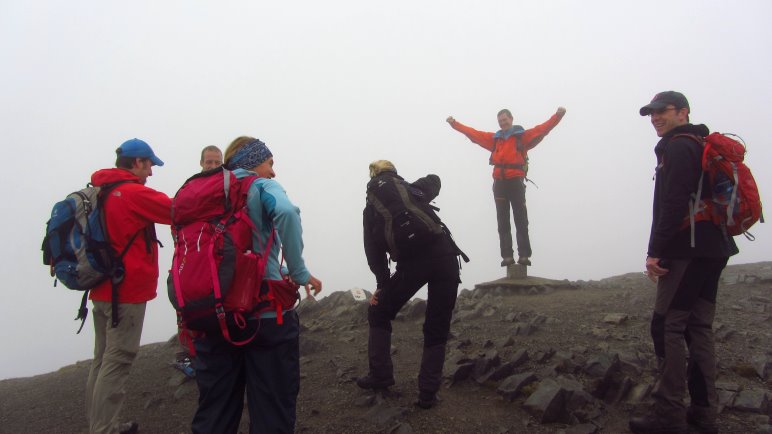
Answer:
[
  {"xmin": 649, "ymin": 257, "xmax": 727, "ymax": 423},
  {"xmin": 191, "ymin": 311, "xmax": 300, "ymax": 434},
  {"xmin": 368, "ymin": 254, "xmax": 460, "ymax": 347},
  {"xmin": 493, "ymin": 178, "xmax": 531, "ymax": 259}
]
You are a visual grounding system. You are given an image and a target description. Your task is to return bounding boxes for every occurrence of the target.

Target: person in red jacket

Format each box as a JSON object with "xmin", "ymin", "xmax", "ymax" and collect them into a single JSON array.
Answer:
[
  {"xmin": 85, "ymin": 138, "xmax": 172, "ymax": 434},
  {"xmin": 447, "ymin": 107, "xmax": 566, "ymax": 267}
]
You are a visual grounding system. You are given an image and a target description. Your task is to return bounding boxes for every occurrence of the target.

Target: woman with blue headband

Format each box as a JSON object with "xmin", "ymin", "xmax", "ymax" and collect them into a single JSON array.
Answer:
[{"xmin": 191, "ymin": 136, "xmax": 322, "ymax": 434}]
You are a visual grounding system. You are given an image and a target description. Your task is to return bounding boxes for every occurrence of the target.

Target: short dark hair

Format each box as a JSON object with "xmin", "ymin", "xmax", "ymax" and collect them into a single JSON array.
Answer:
[
  {"xmin": 200, "ymin": 145, "xmax": 222, "ymax": 163},
  {"xmin": 115, "ymin": 153, "xmax": 146, "ymax": 169},
  {"xmin": 497, "ymin": 109, "xmax": 513, "ymax": 118}
]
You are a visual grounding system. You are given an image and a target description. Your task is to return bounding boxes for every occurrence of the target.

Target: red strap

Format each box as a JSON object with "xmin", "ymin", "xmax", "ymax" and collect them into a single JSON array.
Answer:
[{"xmin": 276, "ymin": 304, "xmax": 284, "ymax": 325}]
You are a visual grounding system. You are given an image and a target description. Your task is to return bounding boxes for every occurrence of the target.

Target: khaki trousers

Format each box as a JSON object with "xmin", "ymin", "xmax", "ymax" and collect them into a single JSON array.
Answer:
[{"xmin": 85, "ymin": 301, "xmax": 146, "ymax": 434}]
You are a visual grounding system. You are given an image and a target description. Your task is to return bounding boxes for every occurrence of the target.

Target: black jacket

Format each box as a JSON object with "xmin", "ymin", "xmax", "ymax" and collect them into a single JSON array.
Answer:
[
  {"xmin": 363, "ymin": 171, "xmax": 460, "ymax": 288},
  {"xmin": 648, "ymin": 123, "xmax": 738, "ymax": 259}
]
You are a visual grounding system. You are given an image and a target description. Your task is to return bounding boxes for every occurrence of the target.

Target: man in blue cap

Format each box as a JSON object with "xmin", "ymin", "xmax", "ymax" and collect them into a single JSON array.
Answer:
[{"xmin": 85, "ymin": 138, "xmax": 172, "ymax": 434}]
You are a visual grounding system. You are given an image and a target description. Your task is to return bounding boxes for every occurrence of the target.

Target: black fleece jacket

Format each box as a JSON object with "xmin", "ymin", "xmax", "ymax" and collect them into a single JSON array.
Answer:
[
  {"xmin": 363, "ymin": 171, "xmax": 459, "ymax": 288},
  {"xmin": 647, "ymin": 123, "xmax": 738, "ymax": 259}
]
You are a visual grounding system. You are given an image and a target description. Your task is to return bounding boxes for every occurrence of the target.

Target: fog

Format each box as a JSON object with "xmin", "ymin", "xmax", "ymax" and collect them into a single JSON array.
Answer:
[{"xmin": 1, "ymin": 0, "xmax": 770, "ymax": 379}]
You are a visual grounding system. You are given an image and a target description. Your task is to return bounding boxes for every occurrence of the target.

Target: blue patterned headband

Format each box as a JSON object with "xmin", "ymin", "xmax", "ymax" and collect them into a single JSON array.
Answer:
[{"xmin": 228, "ymin": 139, "xmax": 272, "ymax": 170}]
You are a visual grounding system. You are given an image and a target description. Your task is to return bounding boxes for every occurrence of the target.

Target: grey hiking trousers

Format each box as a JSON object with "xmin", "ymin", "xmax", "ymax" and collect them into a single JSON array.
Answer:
[
  {"xmin": 649, "ymin": 257, "xmax": 727, "ymax": 425},
  {"xmin": 85, "ymin": 301, "xmax": 146, "ymax": 434}
]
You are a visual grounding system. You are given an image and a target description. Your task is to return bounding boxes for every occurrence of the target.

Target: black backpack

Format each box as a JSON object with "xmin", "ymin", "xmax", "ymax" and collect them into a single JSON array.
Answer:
[{"xmin": 366, "ymin": 174, "xmax": 444, "ymax": 261}]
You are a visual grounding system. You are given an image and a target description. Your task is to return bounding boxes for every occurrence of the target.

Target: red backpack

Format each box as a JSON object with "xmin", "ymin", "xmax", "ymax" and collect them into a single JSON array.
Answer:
[
  {"xmin": 168, "ymin": 168, "xmax": 292, "ymax": 349},
  {"xmin": 676, "ymin": 132, "xmax": 764, "ymax": 246}
]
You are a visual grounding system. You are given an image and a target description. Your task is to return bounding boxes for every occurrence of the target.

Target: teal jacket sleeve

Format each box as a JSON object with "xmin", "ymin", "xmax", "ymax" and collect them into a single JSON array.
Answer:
[{"xmin": 247, "ymin": 177, "xmax": 312, "ymax": 285}]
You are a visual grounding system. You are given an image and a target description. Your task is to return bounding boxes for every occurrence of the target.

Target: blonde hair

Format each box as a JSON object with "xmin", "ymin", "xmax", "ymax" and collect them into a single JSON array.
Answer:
[
  {"xmin": 223, "ymin": 136, "xmax": 256, "ymax": 166},
  {"xmin": 369, "ymin": 160, "xmax": 397, "ymax": 178}
]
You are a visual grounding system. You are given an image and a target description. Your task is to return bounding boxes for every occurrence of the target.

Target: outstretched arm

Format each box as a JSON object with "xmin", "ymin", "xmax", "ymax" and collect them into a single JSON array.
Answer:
[
  {"xmin": 446, "ymin": 116, "xmax": 496, "ymax": 152},
  {"xmin": 521, "ymin": 107, "xmax": 567, "ymax": 150}
]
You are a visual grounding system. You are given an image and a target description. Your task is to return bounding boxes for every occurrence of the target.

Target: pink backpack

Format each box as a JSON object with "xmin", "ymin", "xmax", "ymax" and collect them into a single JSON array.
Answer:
[{"xmin": 168, "ymin": 168, "xmax": 273, "ymax": 347}]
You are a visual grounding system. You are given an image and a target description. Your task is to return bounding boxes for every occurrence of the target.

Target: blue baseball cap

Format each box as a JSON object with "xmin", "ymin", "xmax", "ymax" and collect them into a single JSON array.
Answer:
[{"xmin": 117, "ymin": 138, "xmax": 164, "ymax": 166}]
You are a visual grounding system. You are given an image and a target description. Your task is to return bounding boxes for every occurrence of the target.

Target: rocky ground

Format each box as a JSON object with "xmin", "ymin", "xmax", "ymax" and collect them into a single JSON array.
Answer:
[{"xmin": 1, "ymin": 262, "xmax": 770, "ymax": 434}]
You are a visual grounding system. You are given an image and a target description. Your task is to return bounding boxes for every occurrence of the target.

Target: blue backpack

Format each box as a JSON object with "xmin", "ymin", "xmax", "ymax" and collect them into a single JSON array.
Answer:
[{"xmin": 42, "ymin": 181, "xmax": 138, "ymax": 332}]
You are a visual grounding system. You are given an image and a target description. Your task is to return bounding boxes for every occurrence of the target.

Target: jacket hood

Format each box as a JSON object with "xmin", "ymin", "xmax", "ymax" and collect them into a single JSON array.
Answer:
[
  {"xmin": 91, "ymin": 168, "xmax": 141, "ymax": 186},
  {"xmin": 655, "ymin": 123, "xmax": 710, "ymax": 155},
  {"xmin": 494, "ymin": 125, "xmax": 525, "ymax": 140}
]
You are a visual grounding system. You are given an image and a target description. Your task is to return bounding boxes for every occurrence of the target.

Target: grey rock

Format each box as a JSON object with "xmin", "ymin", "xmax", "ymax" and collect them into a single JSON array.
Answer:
[
  {"xmin": 472, "ymin": 350, "xmax": 501, "ymax": 382},
  {"xmin": 756, "ymin": 424, "xmax": 772, "ymax": 434},
  {"xmin": 617, "ymin": 352, "xmax": 644, "ymax": 377},
  {"xmin": 714, "ymin": 322, "xmax": 735, "ymax": 342},
  {"xmin": 533, "ymin": 348, "xmax": 555, "ymax": 363},
  {"xmin": 512, "ymin": 322, "xmax": 537, "ymax": 336},
  {"xmin": 523, "ymin": 378, "xmax": 566, "ymax": 424},
  {"xmin": 626, "ymin": 382, "xmax": 652, "ymax": 404},
  {"xmin": 752, "ymin": 355, "xmax": 771, "ymax": 380},
  {"xmin": 453, "ymin": 338, "xmax": 472, "ymax": 349},
  {"xmin": 603, "ymin": 375, "xmax": 633, "ymax": 404},
  {"xmin": 363, "ymin": 402, "xmax": 407, "ymax": 426},
  {"xmin": 717, "ymin": 388, "xmax": 738, "ymax": 413},
  {"xmin": 295, "ymin": 296, "xmax": 320, "ymax": 316},
  {"xmin": 448, "ymin": 362, "xmax": 475, "ymax": 383},
  {"xmin": 500, "ymin": 336, "xmax": 515, "ymax": 347},
  {"xmin": 497, "ymin": 371, "xmax": 537, "ymax": 401},
  {"xmin": 453, "ymin": 304, "xmax": 486, "ymax": 322},
  {"xmin": 143, "ymin": 396, "xmax": 163, "ymax": 411},
  {"xmin": 446, "ymin": 351, "xmax": 473, "ymax": 367},
  {"xmin": 583, "ymin": 353, "xmax": 620, "ymax": 379},
  {"xmin": 167, "ymin": 372, "xmax": 188, "ymax": 387},
  {"xmin": 402, "ymin": 299, "xmax": 426, "ymax": 321},
  {"xmin": 354, "ymin": 394, "xmax": 377, "ymax": 407},
  {"xmin": 482, "ymin": 306, "xmax": 498, "ymax": 317},
  {"xmin": 563, "ymin": 423, "xmax": 598, "ymax": 434},
  {"xmin": 732, "ymin": 389, "xmax": 769, "ymax": 413},
  {"xmin": 487, "ymin": 349, "xmax": 529, "ymax": 382},
  {"xmin": 555, "ymin": 376, "xmax": 595, "ymax": 412},
  {"xmin": 602, "ymin": 313, "xmax": 628, "ymax": 325},
  {"xmin": 173, "ymin": 381, "xmax": 196, "ymax": 401},
  {"xmin": 388, "ymin": 422, "xmax": 414, "ymax": 434}
]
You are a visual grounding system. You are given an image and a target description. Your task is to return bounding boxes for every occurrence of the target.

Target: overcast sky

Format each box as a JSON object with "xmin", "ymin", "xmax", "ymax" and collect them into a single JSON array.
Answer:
[{"xmin": 1, "ymin": 0, "xmax": 770, "ymax": 379}]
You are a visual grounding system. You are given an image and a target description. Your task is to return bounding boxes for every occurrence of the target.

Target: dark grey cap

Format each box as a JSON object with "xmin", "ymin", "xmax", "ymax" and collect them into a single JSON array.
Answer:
[{"xmin": 639, "ymin": 91, "xmax": 690, "ymax": 116}]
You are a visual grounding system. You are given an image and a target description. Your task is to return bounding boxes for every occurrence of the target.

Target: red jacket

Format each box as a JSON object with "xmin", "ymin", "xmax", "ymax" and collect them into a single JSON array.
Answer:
[
  {"xmin": 89, "ymin": 168, "xmax": 172, "ymax": 303},
  {"xmin": 451, "ymin": 112, "xmax": 563, "ymax": 179}
]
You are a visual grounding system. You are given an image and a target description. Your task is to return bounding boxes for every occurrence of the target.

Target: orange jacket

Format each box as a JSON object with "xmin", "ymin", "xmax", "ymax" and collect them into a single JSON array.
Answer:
[
  {"xmin": 451, "ymin": 112, "xmax": 563, "ymax": 179},
  {"xmin": 89, "ymin": 168, "xmax": 172, "ymax": 303}
]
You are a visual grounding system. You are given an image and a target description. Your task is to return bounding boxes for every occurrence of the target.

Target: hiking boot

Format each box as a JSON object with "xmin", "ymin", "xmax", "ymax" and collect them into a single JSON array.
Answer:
[
  {"xmin": 628, "ymin": 414, "xmax": 687, "ymax": 434},
  {"xmin": 686, "ymin": 407, "xmax": 718, "ymax": 434},
  {"xmin": 118, "ymin": 421, "xmax": 139, "ymax": 434},
  {"xmin": 517, "ymin": 257, "xmax": 531, "ymax": 266},
  {"xmin": 500, "ymin": 257, "xmax": 515, "ymax": 267},
  {"xmin": 415, "ymin": 391, "xmax": 439, "ymax": 409},
  {"xmin": 356, "ymin": 375, "xmax": 395, "ymax": 390}
]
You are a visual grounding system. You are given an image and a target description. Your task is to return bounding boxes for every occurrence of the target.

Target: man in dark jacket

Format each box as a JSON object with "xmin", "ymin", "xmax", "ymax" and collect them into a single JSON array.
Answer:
[
  {"xmin": 629, "ymin": 92, "xmax": 738, "ymax": 434},
  {"xmin": 357, "ymin": 160, "xmax": 465, "ymax": 409}
]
